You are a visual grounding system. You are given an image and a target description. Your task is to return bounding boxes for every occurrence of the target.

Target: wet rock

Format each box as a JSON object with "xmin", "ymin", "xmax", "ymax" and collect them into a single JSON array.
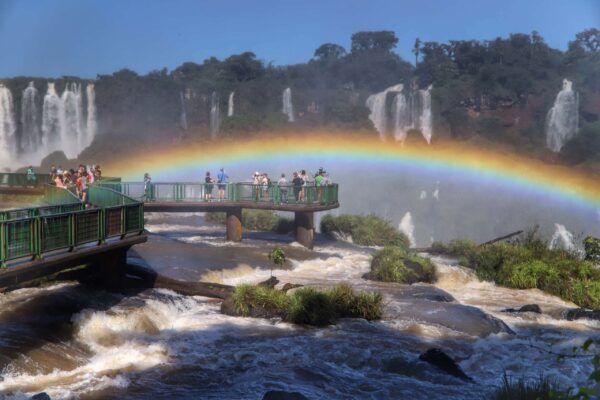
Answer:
[
  {"xmin": 281, "ymin": 283, "xmax": 303, "ymax": 292},
  {"xmin": 259, "ymin": 276, "xmax": 279, "ymax": 288},
  {"xmin": 419, "ymin": 348, "xmax": 473, "ymax": 382},
  {"xmin": 32, "ymin": 393, "xmax": 52, "ymax": 400},
  {"xmin": 502, "ymin": 304, "xmax": 542, "ymax": 314},
  {"xmin": 565, "ymin": 308, "xmax": 600, "ymax": 321},
  {"xmin": 262, "ymin": 390, "xmax": 309, "ymax": 400}
]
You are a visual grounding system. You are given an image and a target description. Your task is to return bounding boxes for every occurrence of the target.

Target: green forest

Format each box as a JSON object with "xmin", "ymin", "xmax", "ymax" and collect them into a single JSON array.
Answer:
[{"xmin": 4, "ymin": 29, "xmax": 600, "ymax": 168}]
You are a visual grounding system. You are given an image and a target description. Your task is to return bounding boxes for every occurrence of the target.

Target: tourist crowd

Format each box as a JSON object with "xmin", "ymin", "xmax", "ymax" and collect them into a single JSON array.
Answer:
[{"xmin": 49, "ymin": 164, "xmax": 102, "ymax": 203}]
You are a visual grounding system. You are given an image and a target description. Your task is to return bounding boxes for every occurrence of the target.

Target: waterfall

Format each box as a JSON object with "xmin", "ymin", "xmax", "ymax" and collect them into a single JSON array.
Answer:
[
  {"xmin": 179, "ymin": 92, "xmax": 188, "ymax": 130},
  {"xmin": 420, "ymin": 85, "xmax": 433, "ymax": 144},
  {"xmin": 399, "ymin": 211, "xmax": 416, "ymax": 248},
  {"xmin": 546, "ymin": 79, "xmax": 579, "ymax": 152},
  {"xmin": 282, "ymin": 87, "xmax": 295, "ymax": 122},
  {"xmin": 367, "ymin": 84, "xmax": 433, "ymax": 143},
  {"xmin": 60, "ymin": 83, "xmax": 84, "ymax": 159},
  {"xmin": 366, "ymin": 84, "xmax": 403, "ymax": 140},
  {"xmin": 0, "ymin": 84, "xmax": 16, "ymax": 163},
  {"xmin": 85, "ymin": 83, "xmax": 97, "ymax": 147},
  {"xmin": 21, "ymin": 82, "xmax": 40, "ymax": 153},
  {"xmin": 210, "ymin": 91, "xmax": 220, "ymax": 139},
  {"xmin": 227, "ymin": 91, "xmax": 234, "ymax": 117},
  {"xmin": 42, "ymin": 82, "xmax": 62, "ymax": 152}
]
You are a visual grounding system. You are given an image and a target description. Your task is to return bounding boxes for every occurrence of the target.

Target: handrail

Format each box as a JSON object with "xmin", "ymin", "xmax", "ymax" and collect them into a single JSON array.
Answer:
[
  {"xmin": 0, "ymin": 183, "xmax": 144, "ymax": 268},
  {"xmin": 98, "ymin": 181, "xmax": 339, "ymax": 206}
]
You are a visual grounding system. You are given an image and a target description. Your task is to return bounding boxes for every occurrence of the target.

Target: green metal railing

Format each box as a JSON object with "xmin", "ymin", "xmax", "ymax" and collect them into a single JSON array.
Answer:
[
  {"xmin": 0, "ymin": 184, "xmax": 144, "ymax": 267},
  {"xmin": 100, "ymin": 182, "xmax": 339, "ymax": 206}
]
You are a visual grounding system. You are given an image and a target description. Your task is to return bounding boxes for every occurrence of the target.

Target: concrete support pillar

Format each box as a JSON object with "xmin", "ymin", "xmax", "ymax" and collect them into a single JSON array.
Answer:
[
  {"xmin": 226, "ymin": 208, "xmax": 243, "ymax": 242},
  {"xmin": 295, "ymin": 211, "xmax": 314, "ymax": 249},
  {"xmin": 90, "ymin": 247, "xmax": 128, "ymax": 291}
]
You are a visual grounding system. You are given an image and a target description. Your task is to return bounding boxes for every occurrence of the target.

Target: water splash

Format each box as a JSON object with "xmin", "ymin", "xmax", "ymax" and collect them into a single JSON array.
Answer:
[
  {"xmin": 546, "ymin": 79, "xmax": 579, "ymax": 152},
  {"xmin": 227, "ymin": 91, "xmax": 234, "ymax": 117},
  {"xmin": 399, "ymin": 211, "xmax": 416, "ymax": 247},
  {"xmin": 210, "ymin": 91, "xmax": 220, "ymax": 139},
  {"xmin": 21, "ymin": 82, "xmax": 40, "ymax": 154},
  {"xmin": 0, "ymin": 84, "xmax": 16, "ymax": 164},
  {"xmin": 282, "ymin": 87, "xmax": 294, "ymax": 122},
  {"xmin": 549, "ymin": 223, "xmax": 576, "ymax": 251}
]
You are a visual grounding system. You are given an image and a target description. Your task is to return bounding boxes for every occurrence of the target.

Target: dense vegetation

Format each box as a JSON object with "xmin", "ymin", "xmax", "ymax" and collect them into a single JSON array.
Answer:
[
  {"xmin": 321, "ymin": 214, "xmax": 410, "ymax": 248},
  {"xmin": 365, "ymin": 246, "xmax": 435, "ymax": 284},
  {"xmin": 431, "ymin": 234, "xmax": 600, "ymax": 309},
  {"xmin": 231, "ymin": 283, "xmax": 382, "ymax": 326},
  {"xmin": 5, "ymin": 29, "xmax": 599, "ymax": 168},
  {"xmin": 205, "ymin": 210, "xmax": 294, "ymax": 233}
]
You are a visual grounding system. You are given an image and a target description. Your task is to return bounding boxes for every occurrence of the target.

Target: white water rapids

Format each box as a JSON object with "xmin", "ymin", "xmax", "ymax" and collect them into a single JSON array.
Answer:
[{"xmin": 0, "ymin": 213, "xmax": 598, "ymax": 399}]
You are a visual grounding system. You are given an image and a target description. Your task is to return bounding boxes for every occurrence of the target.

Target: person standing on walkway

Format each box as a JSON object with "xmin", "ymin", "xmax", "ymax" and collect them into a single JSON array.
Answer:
[
  {"xmin": 278, "ymin": 173, "xmax": 288, "ymax": 203},
  {"xmin": 204, "ymin": 171, "xmax": 214, "ymax": 201},
  {"xmin": 217, "ymin": 167, "xmax": 228, "ymax": 200}
]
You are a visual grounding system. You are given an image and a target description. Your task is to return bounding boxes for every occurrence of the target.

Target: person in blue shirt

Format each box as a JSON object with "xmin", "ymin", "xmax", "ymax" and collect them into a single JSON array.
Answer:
[{"xmin": 217, "ymin": 167, "xmax": 229, "ymax": 200}]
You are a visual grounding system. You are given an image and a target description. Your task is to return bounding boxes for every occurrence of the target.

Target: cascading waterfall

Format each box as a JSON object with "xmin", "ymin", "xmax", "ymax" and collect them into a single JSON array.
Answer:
[
  {"xmin": 60, "ymin": 83, "xmax": 84, "ymax": 159},
  {"xmin": 366, "ymin": 84, "xmax": 403, "ymax": 140},
  {"xmin": 0, "ymin": 84, "xmax": 16, "ymax": 163},
  {"xmin": 282, "ymin": 87, "xmax": 294, "ymax": 122},
  {"xmin": 227, "ymin": 91, "xmax": 234, "ymax": 117},
  {"xmin": 419, "ymin": 85, "xmax": 433, "ymax": 144},
  {"xmin": 399, "ymin": 211, "xmax": 416, "ymax": 247},
  {"xmin": 85, "ymin": 83, "xmax": 97, "ymax": 147},
  {"xmin": 41, "ymin": 82, "xmax": 62, "ymax": 153},
  {"xmin": 179, "ymin": 92, "xmax": 188, "ymax": 130},
  {"xmin": 21, "ymin": 82, "xmax": 40, "ymax": 153},
  {"xmin": 367, "ymin": 84, "xmax": 433, "ymax": 143},
  {"xmin": 546, "ymin": 79, "xmax": 579, "ymax": 152},
  {"xmin": 210, "ymin": 91, "xmax": 220, "ymax": 139}
]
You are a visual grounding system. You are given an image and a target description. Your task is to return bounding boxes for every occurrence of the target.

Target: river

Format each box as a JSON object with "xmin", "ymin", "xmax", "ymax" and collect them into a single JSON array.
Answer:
[{"xmin": 0, "ymin": 212, "xmax": 598, "ymax": 399}]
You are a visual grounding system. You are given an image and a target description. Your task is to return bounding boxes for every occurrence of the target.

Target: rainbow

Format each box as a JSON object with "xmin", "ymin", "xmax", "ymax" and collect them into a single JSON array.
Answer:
[{"xmin": 107, "ymin": 133, "xmax": 600, "ymax": 209}]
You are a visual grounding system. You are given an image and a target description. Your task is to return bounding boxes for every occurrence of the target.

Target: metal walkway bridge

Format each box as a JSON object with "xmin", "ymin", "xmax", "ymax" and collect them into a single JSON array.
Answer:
[{"xmin": 0, "ymin": 173, "xmax": 339, "ymax": 289}]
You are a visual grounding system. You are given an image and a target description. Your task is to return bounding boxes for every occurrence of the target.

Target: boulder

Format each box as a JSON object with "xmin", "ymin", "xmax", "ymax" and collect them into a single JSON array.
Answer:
[
  {"xmin": 262, "ymin": 390, "xmax": 309, "ymax": 400},
  {"xmin": 32, "ymin": 393, "xmax": 52, "ymax": 400},
  {"xmin": 565, "ymin": 308, "xmax": 600, "ymax": 321},
  {"xmin": 419, "ymin": 348, "xmax": 473, "ymax": 382},
  {"xmin": 501, "ymin": 304, "xmax": 542, "ymax": 314}
]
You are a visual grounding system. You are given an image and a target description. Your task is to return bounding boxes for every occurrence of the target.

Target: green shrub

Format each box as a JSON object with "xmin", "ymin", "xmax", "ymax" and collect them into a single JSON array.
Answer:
[
  {"xmin": 230, "ymin": 283, "xmax": 383, "ymax": 325},
  {"xmin": 490, "ymin": 373, "xmax": 568, "ymax": 400},
  {"xmin": 327, "ymin": 283, "xmax": 383, "ymax": 320},
  {"xmin": 232, "ymin": 284, "xmax": 290, "ymax": 317},
  {"xmin": 205, "ymin": 210, "xmax": 293, "ymax": 233},
  {"xmin": 367, "ymin": 246, "xmax": 435, "ymax": 284},
  {"xmin": 288, "ymin": 287, "xmax": 336, "ymax": 326},
  {"xmin": 321, "ymin": 214, "xmax": 410, "ymax": 249}
]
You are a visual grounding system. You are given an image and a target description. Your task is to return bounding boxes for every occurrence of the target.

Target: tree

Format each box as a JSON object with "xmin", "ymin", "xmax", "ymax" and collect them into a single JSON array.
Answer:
[
  {"xmin": 412, "ymin": 38, "xmax": 421, "ymax": 66},
  {"xmin": 350, "ymin": 31, "xmax": 398, "ymax": 53},
  {"xmin": 314, "ymin": 43, "xmax": 347, "ymax": 61},
  {"xmin": 268, "ymin": 247, "xmax": 286, "ymax": 277}
]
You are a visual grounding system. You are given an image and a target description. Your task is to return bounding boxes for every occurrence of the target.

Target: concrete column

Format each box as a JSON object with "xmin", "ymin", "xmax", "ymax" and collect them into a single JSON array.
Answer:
[
  {"xmin": 295, "ymin": 211, "xmax": 314, "ymax": 249},
  {"xmin": 226, "ymin": 208, "xmax": 243, "ymax": 242}
]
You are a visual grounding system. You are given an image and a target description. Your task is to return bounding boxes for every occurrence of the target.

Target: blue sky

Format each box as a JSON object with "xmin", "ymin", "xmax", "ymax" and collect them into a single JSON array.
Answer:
[{"xmin": 0, "ymin": 0, "xmax": 598, "ymax": 78}]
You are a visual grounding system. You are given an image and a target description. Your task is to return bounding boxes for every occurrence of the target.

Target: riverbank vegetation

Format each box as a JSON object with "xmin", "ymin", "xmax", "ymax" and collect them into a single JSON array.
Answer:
[
  {"xmin": 205, "ymin": 210, "xmax": 294, "ymax": 233},
  {"xmin": 365, "ymin": 246, "xmax": 435, "ymax": 284},
  {"xmin": 229, "ymin": 283, "xmax": 382, "ymax": 326},
  {"xmin": 430, "ymin": 234, "xmax": 600, "ymax": 309},
  {"xmin": 321, "ymin": 214, "xmax": 410, "ymax": 248}
]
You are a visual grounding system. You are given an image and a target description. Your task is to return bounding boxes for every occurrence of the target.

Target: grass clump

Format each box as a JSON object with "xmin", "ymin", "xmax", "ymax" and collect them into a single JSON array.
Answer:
[
  {"xmin": 230, "ymin": 283, "xmax": 382, "ymax": 326},
  {"xmin": 206, "ymin": 209, "xmax": 294, "ymax": 233},
  {"xmin": 321, "ymin": 214, "xmax": 410, "ymax": 249},
  {"xmin": 366, "ymin": 246, "xmax": 435, "ymax": 284},
  {"xmin": 431, "ymin": 234, "xmax": 600, "ymax": 309},
  {"xmin": 490, "ymin": 373, "xmax": 568, "ymax": 400}
]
